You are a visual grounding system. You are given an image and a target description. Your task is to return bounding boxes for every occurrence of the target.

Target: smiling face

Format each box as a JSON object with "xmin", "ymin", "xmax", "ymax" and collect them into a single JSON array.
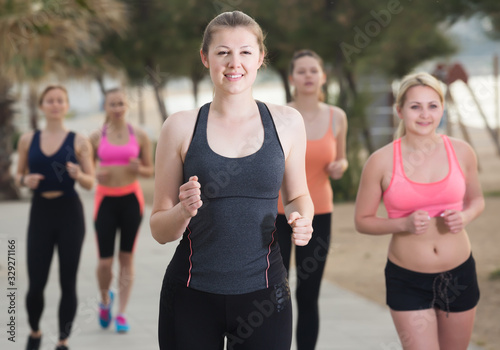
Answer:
[
  {"xmin": 398, "ymin": 85, "xmax": 444, "ymax": 136},
  {"xmin": 39, "ymin": 88, "xmax": 69, "ymax": 120},
  {"xmin": 290, "ymin": 55, "xmax": 326, "ymax": 98},
  {"xmin": 105, "ymin": 90, "xmax": 128, "ymax": 122},
  {"xmin": 200, "ymin": 26, "xmax": 264, "ymax": 96}
]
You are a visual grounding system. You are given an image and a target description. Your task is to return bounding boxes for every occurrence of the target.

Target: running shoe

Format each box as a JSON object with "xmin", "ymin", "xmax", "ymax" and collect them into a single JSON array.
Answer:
[
  {"xmin": 98, "ymin": 290, "xmax": 114, "ymax": 329},
  {"xmin": 25, "ymin": 335, "xmax": 41, "ymax": 350},
  {"xmin": 115, "ymin": 314, "xmax": 130, "ymax": 333}
]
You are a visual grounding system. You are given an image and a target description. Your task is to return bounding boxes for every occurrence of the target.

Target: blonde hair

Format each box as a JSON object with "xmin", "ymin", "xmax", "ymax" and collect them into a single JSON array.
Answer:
[
  {"xmin": 201, "ymin": 11, "xmax": 267, "ymax": 63},
  {"xmin": 394, "ymin": 72, "xmax": 444, "ymax": 139},
  {"xmin": 38, "ymin": 85, "xmax": 69, "ymax": 106},
  {"xmin": 289, "ymin": 49, "xmax": 326, "ymax": 102}
]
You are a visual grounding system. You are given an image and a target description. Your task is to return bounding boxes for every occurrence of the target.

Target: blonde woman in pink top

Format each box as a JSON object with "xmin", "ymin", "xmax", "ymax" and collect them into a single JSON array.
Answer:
[
  {"xmin": 90, "ymin": 88, "xmax": 154, "ymax": 333},
  {"xmin": 354, "ymin": 72, "xmax": 484, "ymax": 349}
]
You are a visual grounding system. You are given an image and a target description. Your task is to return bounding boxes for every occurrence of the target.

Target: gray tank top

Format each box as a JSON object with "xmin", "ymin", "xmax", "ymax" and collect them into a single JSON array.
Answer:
[{"xmin": 166, "ymin": 101, "xmax": 287, "ymax": 294}]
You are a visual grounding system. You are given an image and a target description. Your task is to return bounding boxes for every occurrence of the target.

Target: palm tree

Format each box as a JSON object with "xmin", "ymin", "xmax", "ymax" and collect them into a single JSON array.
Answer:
[{"xmin": 0, "ymin": 0, "xmax": 127, "ymax": 199}]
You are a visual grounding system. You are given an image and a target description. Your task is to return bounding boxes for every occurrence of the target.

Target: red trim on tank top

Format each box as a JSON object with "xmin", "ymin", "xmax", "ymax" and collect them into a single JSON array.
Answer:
[
  {"xmin": 266, "ymin": 223, "xmax": 278, "ymax": 289},
  {"xmin": 187, "ymin": 226, "xmax": 193, "ymax": 287}
]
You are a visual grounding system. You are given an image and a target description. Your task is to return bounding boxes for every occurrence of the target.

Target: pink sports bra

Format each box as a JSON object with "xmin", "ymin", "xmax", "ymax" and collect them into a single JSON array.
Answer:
[
  {"xmin": 97, "ymin": 124, "xmax": 140, "ymax": 166},
  {"xmin": 383, "ymin": 135, "xmax": 465, "ymax": 218}
]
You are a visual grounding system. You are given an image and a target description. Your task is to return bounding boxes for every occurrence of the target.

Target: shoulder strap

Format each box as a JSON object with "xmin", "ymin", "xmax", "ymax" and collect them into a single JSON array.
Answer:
[
  {"xmin": 29, "ymin": 130, "xmax": 41, "ymax": 152},
  {"xmin": 190, "ymin": 103, "xmax": 211, "ymax": 148},
  {"xmin": 256, "ymin": 100, "xmax": 275, "ymax": 137},
  {"xmin": 393, "ymin": 138, "xmax": 403, "ymax": 177},
  {"xmin": 441, "ymin": 135, "xmax": 460, "ymax": 172},
  {"xmin": 330, "ymin": 107, "xmax": 336, "ymax": 136}
]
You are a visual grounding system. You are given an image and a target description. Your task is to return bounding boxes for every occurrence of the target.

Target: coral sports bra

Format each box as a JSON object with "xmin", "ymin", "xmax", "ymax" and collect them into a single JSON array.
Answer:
[
  {"xmin": 97, "ymin": 124, "xmax": 140, "ymax": 166},
  {"xmin": 383, "ymin": 135, "xmax": 465, "ymax": 219}
]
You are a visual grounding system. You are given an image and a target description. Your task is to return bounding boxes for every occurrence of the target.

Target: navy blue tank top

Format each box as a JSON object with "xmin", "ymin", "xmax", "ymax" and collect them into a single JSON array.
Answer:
[
  {"xmin": 28, "ymin": 131, "xmax": 78, "ymax": 196},
  {"xmin": 166, "ymin": 101, "xmax": 287, "ymax": 294}
]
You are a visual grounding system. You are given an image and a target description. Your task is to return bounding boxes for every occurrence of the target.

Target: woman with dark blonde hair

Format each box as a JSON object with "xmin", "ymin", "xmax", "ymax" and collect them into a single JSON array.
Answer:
[
  {"xmin": 151, "ymin": 11, "xmax": 314, "ymax": 349},
  {"xmin": 16, "ymin": 85, "xmax": 95, "ymax": 350},
  {"xmin": 355, "ymin": 72, "xmax": 484, "ymax": 350},
  {"xmin": 276, "ymin": 49, "xmax": 348, "ymax": 349}
]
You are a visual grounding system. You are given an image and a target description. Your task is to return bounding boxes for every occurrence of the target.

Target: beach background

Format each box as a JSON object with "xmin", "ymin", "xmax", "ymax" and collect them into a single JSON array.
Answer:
[{"xmin": 9, "ymin": 15, "xmax": 500, "ymax": 349}]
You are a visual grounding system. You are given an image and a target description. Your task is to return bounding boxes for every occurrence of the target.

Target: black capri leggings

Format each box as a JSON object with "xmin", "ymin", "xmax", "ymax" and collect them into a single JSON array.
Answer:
[
  {"xmin": 158, "ymin": 278, "xmax": 293, "ymax": 350},
  {"xmin": 276, "ymin": 213, "xmax": 331, "ymax": 350},
  {"xmin": 26, "ymin": 194, "xmax": 85, "ymax": 340}
]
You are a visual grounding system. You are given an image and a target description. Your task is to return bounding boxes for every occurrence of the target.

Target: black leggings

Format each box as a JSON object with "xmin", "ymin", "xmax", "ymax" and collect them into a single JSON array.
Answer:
[
  {"xmin": 276, "ymin": 213, "xmax": 331, "ymax": 350},
  {"xmin": 26, "ymin": 194, "xmax": 85, "ymax": 340},
  {"xmin": 158, "ymin": 278, "xmax": 293, "ymax": 350},
  {"xmin": 94, "ymin": 192, "xmax": 142, "ymax": 258}
]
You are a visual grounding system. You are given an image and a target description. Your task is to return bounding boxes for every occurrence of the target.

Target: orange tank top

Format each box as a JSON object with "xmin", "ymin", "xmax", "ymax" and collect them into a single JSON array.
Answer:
[{"xmin": 278, "ymin": 108, "xmax": 337, "ymax": 215}]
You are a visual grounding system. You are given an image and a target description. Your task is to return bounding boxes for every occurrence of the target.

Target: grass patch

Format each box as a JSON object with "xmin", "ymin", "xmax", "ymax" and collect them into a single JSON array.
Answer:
[
  {"xmin": 484, "ymin": 190, "xmax": 500, "ymax": 197},
  {"xmin": 489, "ymin": 268, "xmax": 500, "ymax": 281}
]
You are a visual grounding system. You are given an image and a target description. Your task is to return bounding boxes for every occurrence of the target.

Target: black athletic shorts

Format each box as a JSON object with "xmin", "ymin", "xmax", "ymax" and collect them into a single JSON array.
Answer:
[{"xmin": 385, "ymin": 254, "xmax": 480, "ymax": 313}]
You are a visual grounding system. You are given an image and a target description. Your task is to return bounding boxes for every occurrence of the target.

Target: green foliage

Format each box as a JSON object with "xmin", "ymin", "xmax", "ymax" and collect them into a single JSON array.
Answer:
[
  {"xmin": 489, "ymin": 268, "xmax": 500, "ymax": 280},
  {"xmin": 332, "ymin": 91, "xmax": 372, "ymax": 202},
  {"xmin": 12, "ymin": 129, "xmax": 21, "ymax": 151}
]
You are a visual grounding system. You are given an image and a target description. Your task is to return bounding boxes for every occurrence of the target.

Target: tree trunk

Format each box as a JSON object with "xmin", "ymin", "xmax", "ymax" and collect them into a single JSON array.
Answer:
[
  {"xmin": 277, "ymin": 68, "xmax": 292, "ymax": 103},
  {"xmin": 344, "ymin": 69, "xmax": 375, "ymax": 154},
  {"xmin": 153, "ymin": 84, "xmax": 168, "ymax": 121},
  {"xmin": 138, "ymin": 87, "xmax": 145, "ymax": 125},
  {"xmin": 96, "ymin": 73, "xmax": 106, "ymax": 111},
  {"xmin": 96, "ymin": 73, "xmax": 106, "ymax": 95},
  {"xmin": 192, "ymin": 76, "xmax": 199, "ymax": 108},
  {"xmin": 0, "ymin": 79, "xmax": 20, "ymax": 200},
  {"xmin": 28, "ymin": 85, "xmax": 39, "ymax": 130}
]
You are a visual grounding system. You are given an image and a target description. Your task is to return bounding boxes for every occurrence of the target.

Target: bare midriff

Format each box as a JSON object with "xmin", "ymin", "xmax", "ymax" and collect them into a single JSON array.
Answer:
[
  {"xmin": 388, "ymin": 217, "xmax": 471, "ymax": 273},
  {"xmin": 40, "ymin": 191, "xmax": 64, "ymax": 199},
  {"xmin": 97, "ymin": 164, "xmax": 138, "ymax": 187}
]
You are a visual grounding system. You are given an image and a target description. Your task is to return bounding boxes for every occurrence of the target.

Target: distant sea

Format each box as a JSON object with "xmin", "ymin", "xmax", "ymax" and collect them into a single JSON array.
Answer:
[{"xmin": 448, "ymin": 75, "xmax": 500, "ymax": 129}]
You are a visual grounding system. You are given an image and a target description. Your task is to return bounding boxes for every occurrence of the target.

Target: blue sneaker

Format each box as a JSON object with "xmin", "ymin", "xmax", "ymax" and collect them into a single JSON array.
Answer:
[
  {"xmin": 115, "ymin": 314, "xmax": 130, "ymax": 333},
  {"xmin": 98, "ymin": 291, "xmax": 114, "ymax": 329}
]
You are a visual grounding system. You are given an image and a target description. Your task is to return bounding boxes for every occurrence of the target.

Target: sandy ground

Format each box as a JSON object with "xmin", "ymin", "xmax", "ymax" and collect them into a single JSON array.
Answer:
[{"xmin": 139, "ymin": 125, "xmax": 500, "ymax": 349}]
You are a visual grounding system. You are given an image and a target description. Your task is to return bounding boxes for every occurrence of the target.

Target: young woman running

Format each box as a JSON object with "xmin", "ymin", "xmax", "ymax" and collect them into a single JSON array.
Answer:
[
  {"xmin": 276, "ymin": 49, "xmax": 348, "ymax": 349},
  {"xmin": 354, "ymin": 72, "xmax": 484, "ymax": 350},
  {"xmin": 16, "ymin": 85, "xmax": 95, "ymax": 350},
  {"xmin": 150, "ymin": 11, "xmax": 314, "ymax": 350},
  {"xmin": 90, "ymin": 88, "xmax": 154, "ymax": 333}
]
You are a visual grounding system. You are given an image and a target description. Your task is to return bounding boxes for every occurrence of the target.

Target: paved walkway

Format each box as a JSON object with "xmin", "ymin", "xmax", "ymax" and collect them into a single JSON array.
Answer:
[{"xmin": 0, "ymin": 189, "xmax": 484, "ymax": 350}]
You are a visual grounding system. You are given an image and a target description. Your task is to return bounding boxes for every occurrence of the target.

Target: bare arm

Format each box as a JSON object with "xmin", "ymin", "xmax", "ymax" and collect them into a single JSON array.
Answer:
[
  {"xmin": 88, "ymin": 130, "xmax": 101, "ymax": 164},
  {"xmin": 327, "ymin": 106, "xmax": 348, "ymax": 179},
  {"xmin": 271, "ymin": 104, "xmax": 314, "ymax": 246},
  {"xmin": 150, "ymin": 111, "xmax": 201, "ymax": 244},
  {"xmin": 354, "ymin": 149, "xmax": 412, "ymax": 235},
  {"xmin": 442, "ymin": 140, "xmax": 485, "ymax": 232},
  {"xmin": 15, "ymin": 132, "xmax": 36, "ymax": 187},
  {"xmin": 134, "ymin": 127, "xmax": 154, "ymax": 177},
  {"xmin": 69, "ymin": 133, "xmax": 95, "ymax": 190}
]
